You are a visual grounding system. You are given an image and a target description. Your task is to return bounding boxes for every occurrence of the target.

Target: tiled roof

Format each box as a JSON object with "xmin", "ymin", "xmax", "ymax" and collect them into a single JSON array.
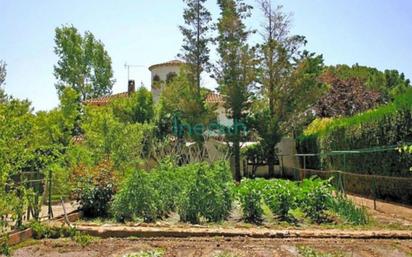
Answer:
[
  {"xmin": 206, "ymin": 92, "xmax": 224, "ymax": 103},
  {"xmin": 84, "ymin": 91, "xmax": 224, "ymax": 106},
  {"xmin": 83, "ymin": 92, "xmax": 129, "ymax": 106},
  {"xmin": 148, "ymin": 60, "xmax": 184, "ymax": 71}
]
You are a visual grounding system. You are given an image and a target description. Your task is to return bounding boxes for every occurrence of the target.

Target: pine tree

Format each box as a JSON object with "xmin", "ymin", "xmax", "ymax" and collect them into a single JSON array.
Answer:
[
  {"xmin": 0, "ymin": 60, "xmax": 7, "ymax": 102},
  {"xmin": 256, "ymin": 1, "xmax": 320, "ymax": 177},
  {"xmin": 214, "ymin": 0, "xmax": 256, "ymax": 181},
  {"xmin": 179, "ymin": 0, "xmax": 212, "ymax": 93}
]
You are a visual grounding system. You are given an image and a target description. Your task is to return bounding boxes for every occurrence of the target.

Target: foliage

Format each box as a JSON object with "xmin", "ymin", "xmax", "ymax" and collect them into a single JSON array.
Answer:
[
  {"xmin": 235, "ymin": 177, "xmax": 356, "ymax": 224},
  {"xmin": 122, "ymin": 249, "xmax": 164, "ymax": 257},
  {"xmin": 111, "ymin": 87, "xmax": 154, "ymax": 124},
  {"xmin": 110, "ymin": 161, "xmax": 233, "ymax": 224},
  {"xmin": 323, "ymin": 64, "xmax": 411, "ymax": 101},
  {"xmin": 0, "ymin": 60, "xmax": 6, "ymax": 103},
  {"xmin": 240, "ymin": 143, "xmax": 266, "ymax": 177},
  {"xmin": 299, "ymin": 89, "xmax": 412, "ymax": 178},
  {"xmin": 330, "ymin": 196, "xmax": 368, "ymax": 225},
  {"xmin": 111, "ymin": 168, "xmax": 162, "ymax": 222},
  {"xmin": 297, "ymin": 246, "xmax": 344, "ymax": 257},
  {"xmin": 297, "ymin": 177, "xmax": 333, "ymax": 223},
  {"xmin": 0, "ymin": 234, "xmax": 10, "ymax": 256},
  {"xmin": 178, "ymin": 0, "xmax": 212, "ymax": 91},
  {"xmin": 214, "ymin": 0, "xmax": 256, "ymax": 181},
  {"xmin": 29, "ymin": 221, "xmax": 77, "ymax": 239},
  {"xmin": 178, "ymin": 162, "xmax": 233, "ymax": 223},
  {"xmin": 72, "ymin": 232, "xmax": 94, "ymax": 247},
  {"xmin": 263, "ymin": 179, "xmax": 298, "ymax": 221},
  {"xmin": 315, "ymin": 73, "xmax": 384, "ymax": 118},
  {"xmin": 72, "ymin": 160, "xmax": 116, "ymax": 218},
  {"xmin": 236, "ymin": 179, "xmax": 266, "ymax": 223},
  {"xmin": 82, "ymin": 106, "xmax": 154, "ymax": 170},
  {"xmin": 54, "ymin": 25, "xmax": 115, "ymax": 101},
  {"xmin": 158, "ymin": 70, "xmax": 216, "ymax": 142}
]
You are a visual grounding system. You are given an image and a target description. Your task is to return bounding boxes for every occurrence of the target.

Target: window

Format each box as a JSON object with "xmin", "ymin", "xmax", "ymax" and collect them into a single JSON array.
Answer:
[
  {"xmin": 166, "ymin": 72, "xmax": 177, "ymax": 83},
  {"xmin": 153, "ymin": 74, "xmax": 160, "ymax": 82}
]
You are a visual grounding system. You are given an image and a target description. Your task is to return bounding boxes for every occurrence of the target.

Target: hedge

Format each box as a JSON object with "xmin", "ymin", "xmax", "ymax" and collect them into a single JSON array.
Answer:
[{"xmin": 297, "ymin": 90, "xmax": 412, "ymax": 203}]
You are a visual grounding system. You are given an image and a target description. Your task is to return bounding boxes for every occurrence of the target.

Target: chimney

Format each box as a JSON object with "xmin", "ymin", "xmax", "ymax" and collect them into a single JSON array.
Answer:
[{"xmin": 128, "ymin": 80, "xmax": 136, "ymax": 95}]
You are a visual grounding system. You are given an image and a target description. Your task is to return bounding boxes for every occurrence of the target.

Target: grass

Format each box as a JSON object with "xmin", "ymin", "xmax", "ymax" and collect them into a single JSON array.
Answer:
[
  {"xmin": 214, "ymin": 252, "xmax": 239, "ymax": 257},
  {"xmin": 297, "ymin": 246, "xmax": 345, "ymax": 257},
  {"xmin": 72, "ymin": 232, "xmax": 95, "ymax": 247},
  {"xmin": 330, "ymin": 196, "xmax": 369, "ymax": 225},
  {"xmin": 122, "ymin": 249, "xmax": 164, "ymax": 257}
]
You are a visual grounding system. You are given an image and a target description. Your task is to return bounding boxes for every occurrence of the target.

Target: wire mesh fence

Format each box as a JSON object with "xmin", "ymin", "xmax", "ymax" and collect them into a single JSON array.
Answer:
[{"xmin": 288, "ymin": 145, "xmax": 412, "ymax": 206}]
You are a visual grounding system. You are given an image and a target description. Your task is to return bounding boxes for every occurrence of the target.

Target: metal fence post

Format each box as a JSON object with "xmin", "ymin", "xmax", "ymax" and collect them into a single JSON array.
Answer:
[
  {"xmin": 372, "ymin": 176, "xmax": 377, "ymax": 211},
  {"xmin": 48, "ymin": 169, "xmax": 53, "ymax": 219}
]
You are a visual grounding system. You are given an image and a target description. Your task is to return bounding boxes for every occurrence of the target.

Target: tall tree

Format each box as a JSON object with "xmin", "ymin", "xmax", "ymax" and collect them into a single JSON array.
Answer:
[
  {"xmin": 159, "ymin": 71, "xmax": 216, "ymax": 142},
  {"xmin": 179, "ymin": 0, "xmax": 212, "ymax": 93},
  {"xmin": 214, "ymin": 0, "xmax": 256, "ymax": 181},
  {"xmin": 54, "ymin": 25, "xmax": 115, "ymax": 101},
  {"xmin": 315, "ymin": 73, "xmax": 383, "ymax": 118},
  {"xmin": 256, "ymin": 1, "xmax": 315, "ymax": 177},
  {"xmin": 0, "ymin": 60, "xmax": 6, "ymax": 102}
]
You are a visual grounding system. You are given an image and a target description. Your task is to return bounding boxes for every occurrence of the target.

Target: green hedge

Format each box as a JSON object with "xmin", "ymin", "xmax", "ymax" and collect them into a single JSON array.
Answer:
[{"xmin": 297, "ymin": 90, "xmax": 412, "ymax": 203}]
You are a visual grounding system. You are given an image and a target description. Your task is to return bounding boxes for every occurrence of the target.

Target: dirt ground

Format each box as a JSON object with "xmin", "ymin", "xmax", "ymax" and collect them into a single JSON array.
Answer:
[{"xmin": 11, "ymin": 237, "xmax": 412, "ymax": 257}]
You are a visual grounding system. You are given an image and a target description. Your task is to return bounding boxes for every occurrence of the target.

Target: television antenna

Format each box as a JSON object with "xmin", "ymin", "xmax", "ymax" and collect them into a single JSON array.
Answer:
[{"xmin": 124, "ymin": 63, "xmax": 146, "ymax": 81}]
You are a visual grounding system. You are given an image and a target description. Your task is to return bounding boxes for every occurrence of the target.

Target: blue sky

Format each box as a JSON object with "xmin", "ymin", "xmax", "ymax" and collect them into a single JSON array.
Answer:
[{"xmin": 1, "ymin": 0, "xmax": 411, "ymax": 111}]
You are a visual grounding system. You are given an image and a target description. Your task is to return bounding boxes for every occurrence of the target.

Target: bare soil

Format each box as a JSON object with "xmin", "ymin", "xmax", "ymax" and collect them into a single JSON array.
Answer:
[{"xmin": 11, "ymin": 237, "xmax": 412, "ymax": 257}]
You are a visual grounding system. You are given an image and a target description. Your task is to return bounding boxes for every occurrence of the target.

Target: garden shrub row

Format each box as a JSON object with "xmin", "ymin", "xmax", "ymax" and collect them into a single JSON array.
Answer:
[
  {"xmin": 76, "ymin": 160, "xmax": 367, "ymax": 226},
  {"xmin": 298, "ymin": 90, "xmax": 412, "ymax": 203},
  {"xmin": 111, "ymin": 160, "xmax": 233, "ymax": 223},
  {"xmin": 236, "ymin": 177, "xmax": 367, "ymax": 225}
]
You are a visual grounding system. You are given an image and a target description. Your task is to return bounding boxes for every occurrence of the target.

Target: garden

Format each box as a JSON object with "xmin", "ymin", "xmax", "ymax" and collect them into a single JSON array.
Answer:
[{"xmin": 2, "ymin": 0, "xmax": 412, "ymax": 256}]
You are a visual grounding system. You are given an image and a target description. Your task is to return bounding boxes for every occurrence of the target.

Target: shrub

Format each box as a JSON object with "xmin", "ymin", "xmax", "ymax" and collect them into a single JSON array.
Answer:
[
  {"xmin": 299, "ymin": 90, "xmax": 412, "ymax": 176},
  {"xmin": 298, "ymin": 177, "xmax": 333, "ymax": 223},
  {"xmin": 178, "ymin": 162, "xmax": 233, "ymax": 223},
  {"xmin": 111, "ymin": 169, "xmax": 162, "ymax": 222},
  {"xmin": 298, "ymin": 90, "xmax": 412, "ymax": 204},
  {"xmin": 73, "ymin": 160, "xmax": 116, "ymax": 218},
  {"xmin": 150, "ymin": 158, "xmax": 191, "ymax": 217},
  {"xmin": 236, "ymin": 179, "xmax": 267, "ymax": 224},
  {"xmin": 263, "ymin": 179, "xmax": 298, "ymax": 221},
  {"xmin": 29, "ymin": 221, "xmax": 76, "ymax": 239}
]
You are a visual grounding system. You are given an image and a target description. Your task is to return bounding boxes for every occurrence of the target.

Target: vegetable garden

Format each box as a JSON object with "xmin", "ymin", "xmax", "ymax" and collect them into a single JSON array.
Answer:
[{"xmin": 73, "ymin": 160, "xmax": 368, "ymax": 227}]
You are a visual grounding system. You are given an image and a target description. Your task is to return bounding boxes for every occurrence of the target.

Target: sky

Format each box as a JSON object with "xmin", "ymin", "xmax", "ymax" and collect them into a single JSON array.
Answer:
[{"xmin": 1, "ymin": 0, "xmax": 411, "ymax": 111}]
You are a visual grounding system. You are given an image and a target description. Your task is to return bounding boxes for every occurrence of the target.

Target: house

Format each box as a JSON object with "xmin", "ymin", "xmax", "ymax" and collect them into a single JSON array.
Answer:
[
  {"xmin": 84, "ymin": 60, "xmax": 299, "ymax": 176},
  {"xmin": 85, "ymin": 60, "xmax": 232, "ymax": 127}
]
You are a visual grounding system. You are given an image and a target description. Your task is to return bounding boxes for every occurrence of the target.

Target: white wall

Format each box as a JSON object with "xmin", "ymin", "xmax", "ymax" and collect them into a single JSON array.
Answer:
[{"xmin": 150, "ymin": 65, "xmax": 181, "ymax": 103}]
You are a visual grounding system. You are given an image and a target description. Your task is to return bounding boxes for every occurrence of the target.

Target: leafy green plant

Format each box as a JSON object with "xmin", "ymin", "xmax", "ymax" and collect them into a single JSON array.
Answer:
[
  {"xmin": 29, "ymin": 221, "xmax": 77, "ymax": 239},
  {"xmin": 178, "ymin": 162, "xmax": 233, "ymax": 223},
  {"xmin": 72, "ymin": 232, "xmax": 94, "ymax": 247},
  {"xmin": 0, "ymin": 234, "xmax": 10, "ymax": 256},
  {"xmin": 298, "ymin": 177, "xmax": 334, "ymax": 223},
  {"xmin": 263, "ymin": 179, "xmax": 298, "ymax": 222},
  {"xmin": 297, "ymin": 245, "xmax": 345, "ymax": 257},
  {"xmin": 73, "ymin": 160, "xmax": 116, "ymax": 218},
  {"xmin": 111, "ymin": 168, "xmax": 162, "ymax": 222},
  {"xmin": 298, "ymin": 89, "xmax": 412, "ymax": 205},
  {"xmin": 236, "ymin": 179, "xmax": 267, "ymax": 224}
]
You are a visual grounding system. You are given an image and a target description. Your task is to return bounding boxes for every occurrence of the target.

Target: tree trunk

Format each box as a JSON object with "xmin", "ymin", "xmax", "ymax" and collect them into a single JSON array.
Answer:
[
  {"xmin": 233, "ymin": 137, "xmax": 241, "ymax": 182},
  {"xmin": 267, "ymin": 146, "xmax": 275, "ymax": 178}
]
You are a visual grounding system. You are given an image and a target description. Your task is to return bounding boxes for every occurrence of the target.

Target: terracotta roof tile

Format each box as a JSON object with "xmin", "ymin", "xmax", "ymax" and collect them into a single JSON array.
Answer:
[
  {"xmin": 83, "ymin": 92, "xmax": 129, "ymax": 106},
  {"xmin": 206, "ymin": 92, "xmax": 224, "ymax": 103},
  {"xmin": 84, "ymin": 91, "xmax": 224, "ymax": 106}
]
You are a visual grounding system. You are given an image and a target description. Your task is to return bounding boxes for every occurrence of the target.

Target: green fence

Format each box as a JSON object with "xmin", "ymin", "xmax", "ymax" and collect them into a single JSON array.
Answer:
[{"xmin": 287, "ymin": 146, "xmax": 412, "ymax": 205}]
